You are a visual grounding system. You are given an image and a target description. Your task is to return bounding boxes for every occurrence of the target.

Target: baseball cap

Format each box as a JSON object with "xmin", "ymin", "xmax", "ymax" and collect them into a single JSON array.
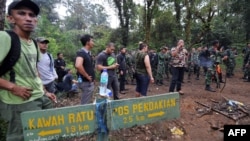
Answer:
[
  {"xmin": 36, "ymin": 37, "xmax": 49, "ymax": 43},
  {"xmin": 8, "ymin": 0, "xmax": 40, "ymax": 16}
]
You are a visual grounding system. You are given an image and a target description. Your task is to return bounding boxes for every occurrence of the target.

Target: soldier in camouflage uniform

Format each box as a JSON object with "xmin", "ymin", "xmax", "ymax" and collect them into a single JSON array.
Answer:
[
  {"xmin": 164, "ymin": 47, "xmax": 171, "ymax": 80},
  {"xmin": 243, "ymin": 45, "xmax": 250, "ymax": 82},
  {"xmin": 149, "ymin": 49, "xmax": 158, "ymax": 80},
  {"xmin": 156, "ymin": 47, "xmax": 168, "ymax": 85},
  {"xmin": 125, "ymin": 51, "xmax": 136, "ymax": 85},
  {"xmin": 221, "ymin": 46, "xmax": 236, "ymax": 78},
  {"xmin": 204, "ymin": 40, "xmax": 227, "ymax": 92},
  {"xmin": 242, "ymin": 43, "xmax": 250, "ymax": 80},
  {"xmin": 187, "ymin": 48, "xmax": 201, "ymax": 81}
]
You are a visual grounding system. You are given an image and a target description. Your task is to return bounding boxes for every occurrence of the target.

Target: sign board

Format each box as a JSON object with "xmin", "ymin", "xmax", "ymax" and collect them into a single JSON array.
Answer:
[
  {"xmin": 107, "ymin": 92, "xmax": 180, "ymax": 130},
  {"xmin": 21, "ymin": 92, "xmax": 179, "ymax": 140},
  {"xmin": 21, "ymin": 104, "xmax": 96, "ymax": 141}
]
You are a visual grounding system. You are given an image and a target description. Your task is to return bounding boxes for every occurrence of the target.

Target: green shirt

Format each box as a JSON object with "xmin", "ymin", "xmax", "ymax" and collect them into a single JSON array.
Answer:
[
  {"xmin": 0, "ymin": 31, "xmax": 44, "ymax": 104},
  {"xmin": 135, "ymin": 51, "xmax": 147, "ymax": 75}
]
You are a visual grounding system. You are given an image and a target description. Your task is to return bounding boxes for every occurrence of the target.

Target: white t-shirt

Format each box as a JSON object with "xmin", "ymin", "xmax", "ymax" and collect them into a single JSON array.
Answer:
[{"xmin": 37, "ymin": 52, "xmax": 58, "ymax": 85}]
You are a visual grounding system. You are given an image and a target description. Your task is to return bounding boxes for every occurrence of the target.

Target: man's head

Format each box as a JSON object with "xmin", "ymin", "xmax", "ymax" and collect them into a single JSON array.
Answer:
[
  {"xmin": 57, "ymin": 52, "xmax": 64, "ymax": 59},
  {"xmin": 36, "ymin": 37, "xmax": 49, "ymax": 52},
  {"xmin": 7, "ymin": 0, "xmax": 40, "ymax": 32},
  {"xmin": 161, "ymin": 46, "xmax": 168, "ymax": 53},
  {"xmin": 212, "ymin": 40, "xmax": 219, "ymax": 48},
  {"xmin": 80, "ymin": 34, "xmax": 94, "ymax": 49},
  {"xmin": 106, "ymin": 42, "xmax": 116, "ymax": 55},
  {"xmin": 119, "ymin": 45, "xmax": 126, "ymax": 54},
  {"xmin": 138, "ymin": 43, "xmax": 148, "ymax": 52}
]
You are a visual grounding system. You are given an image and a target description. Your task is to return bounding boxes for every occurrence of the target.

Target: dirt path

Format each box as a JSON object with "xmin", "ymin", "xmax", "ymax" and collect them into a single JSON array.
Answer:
[{"xmin": 56, "ymin": 68, "xmax": 250, "ymax": 141}]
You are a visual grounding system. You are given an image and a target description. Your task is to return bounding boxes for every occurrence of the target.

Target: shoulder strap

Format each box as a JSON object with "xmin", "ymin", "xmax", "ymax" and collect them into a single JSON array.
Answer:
[
  {"xmin": 32, "ymin": 38, "xmax": 39, "ymax": 62},
  {"xmin": 47, "ymin": 53, "xmax": 54, "ymax": 71},
  {"xmin": 0, "ymin": 31, "xmax": 21, "ymax": 81}
]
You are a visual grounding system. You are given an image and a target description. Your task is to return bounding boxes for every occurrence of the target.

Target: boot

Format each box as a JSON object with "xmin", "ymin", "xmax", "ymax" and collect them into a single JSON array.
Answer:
[{"xmin": 205, "ymin": 85, "xmax": 216, "ymax": 92}]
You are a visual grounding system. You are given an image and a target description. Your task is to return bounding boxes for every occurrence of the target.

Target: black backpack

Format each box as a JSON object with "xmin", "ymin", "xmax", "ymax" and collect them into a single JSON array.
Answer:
[{"xmin": 0, "ymin": 30, "xmax": 38, "ymax": 83}]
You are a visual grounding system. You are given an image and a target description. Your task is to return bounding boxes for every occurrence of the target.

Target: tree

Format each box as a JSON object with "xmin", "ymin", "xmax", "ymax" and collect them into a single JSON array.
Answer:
[
  {"xmin": 0, "ymin": 0, "xmax": 6, "ymax": 30},
  {"xmin": 63, "ymin": 0, "xmax": 108, "ymax": 31},
  {"xmin": 33, "ymin": 0, "xmax": 61, "ymax": 23},
  {"xmin": 113, "ymin": 0, "xmax": 136, "ymax": 46},
  {"xmin": 143, "ymin": 0, "xmax": 159, "ymax": 43}
]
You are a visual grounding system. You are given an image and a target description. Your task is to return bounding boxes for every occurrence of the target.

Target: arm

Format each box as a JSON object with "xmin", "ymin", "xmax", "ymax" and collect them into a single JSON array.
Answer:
[
  {"xmin": 75, "ymin": 56, "xmax": 92, "ymax": 82},
  {"xmin": 96, "ymin": 54, "xmax": 119, "ymax": 71},
  {"xmin": 0, "ymin": 78, "xmax": 32, "ymax": 100},
  {"xmin": 144, "ymin": 55, "xmax": 154, "ymax": 83}
]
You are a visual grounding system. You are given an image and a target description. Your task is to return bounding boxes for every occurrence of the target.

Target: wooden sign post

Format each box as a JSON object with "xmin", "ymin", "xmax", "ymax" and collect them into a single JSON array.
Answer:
[{"xmin": 21, "ymin": 92, "xmax": 180, "ymax": 141}]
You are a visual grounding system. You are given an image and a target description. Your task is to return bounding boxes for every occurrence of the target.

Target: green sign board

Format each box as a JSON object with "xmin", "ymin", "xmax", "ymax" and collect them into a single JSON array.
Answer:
[
  {"xmin": 21, "ymin": 104, "xmax": 96, "ymax": 141},
  {"xmin": 21, "ymin": 92, "xmax": 179, "ymax": 140},
  {"xmin": 107, "ymin": 92, "xmax": 180, "ymax": 130}
]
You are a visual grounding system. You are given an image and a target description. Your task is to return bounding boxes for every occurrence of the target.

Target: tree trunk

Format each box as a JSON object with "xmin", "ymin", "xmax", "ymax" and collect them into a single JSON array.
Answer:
[
  {"xmin": 0, "ymin": 0, "xmax": 6, "ymax": 30},
  {"xmin": 143, "ymin": 0, "xmax": 158, "ymax": 44}
]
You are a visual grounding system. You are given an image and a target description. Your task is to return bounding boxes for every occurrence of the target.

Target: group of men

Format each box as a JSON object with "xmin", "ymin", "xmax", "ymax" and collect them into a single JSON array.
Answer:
[{"xmin": 0, "ymin": 1, "xmax": 248, "ymax": 141}]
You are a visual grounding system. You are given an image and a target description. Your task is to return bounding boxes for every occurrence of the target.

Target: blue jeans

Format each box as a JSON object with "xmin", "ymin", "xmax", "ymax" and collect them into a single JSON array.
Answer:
[
  {"xmin": 135, "ymin": 73, "xmax": 150, "ymax": 96},
  {"xmin": 44, "ymin": 81, "xmax": 56, "ymax": 93},
  {"xmin": 79, "ymin": 81, "xmax": 94, "ymax": 104}
]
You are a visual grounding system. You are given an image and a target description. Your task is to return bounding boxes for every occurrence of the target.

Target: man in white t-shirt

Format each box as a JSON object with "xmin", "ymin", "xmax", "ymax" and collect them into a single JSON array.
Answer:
[{"xmin": 37, "ymin": 37, "xmax": 58, "ymax": 93}]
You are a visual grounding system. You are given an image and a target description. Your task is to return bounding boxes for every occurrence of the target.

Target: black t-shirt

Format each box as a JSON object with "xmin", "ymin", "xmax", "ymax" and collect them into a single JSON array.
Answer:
[
  {"xmin": 76, "ymin": 49, "xmax": 95, "ymax": 81},
  {"xmin": 96, "ymin": 51, "xmax": 117, "ymax": 76}
]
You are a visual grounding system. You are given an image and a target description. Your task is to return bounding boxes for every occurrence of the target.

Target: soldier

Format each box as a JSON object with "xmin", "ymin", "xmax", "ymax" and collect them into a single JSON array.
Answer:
[
  {"xmin": 243, "ymin": 45, "xmax": 250, "ymax": 82},
  {"xmin": 164, "ymin": 47, "xmax": 171, "ymax": 80},
  {"xmin": 221, "ymin": 46, "xmax": 236, "ymax": 78},
  {"xmin": 156, "ymin": 47, "xmax": 168, "ymax": 85},
  {"xmin": 204, "ymin": 40, "xmax": 226, "ymax": 92},
  {"xmin": 187, "ymin": 48, "xmax": 201, "ymax": 81},
  {"xmin": 149, "ymin": 49, "xmax": 158, "ymax": 80},
  {"xmin": 125, "ymin": 51, "xmax": 136, "ymax": 85},
  {"xmin": 242, "ymin": 43, "xmax": 250, "ymax": 79}
]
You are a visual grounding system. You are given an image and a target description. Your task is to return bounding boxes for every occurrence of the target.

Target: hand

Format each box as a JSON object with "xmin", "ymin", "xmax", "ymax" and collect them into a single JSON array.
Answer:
[
  {"xmin": 87, "ymin": 75, "xmax": 92, "ymax": 82},
  {"xmin": 120, "ymin": 70, "xmax": 123, "ymax": 75},
  {"xmin": 45, "ymin": 92, "xmax": 57, "ymax": 103},
  {"xmin": 112, "ymin": 63, "xmax": 119, "ymax": 69},
  {"xmin": 10, "ymin": 85, "xmax": 33, "ymax": 100},
  {"xmin": 150, "ymin": 77, "xmax": 154, "ymax": 83}
]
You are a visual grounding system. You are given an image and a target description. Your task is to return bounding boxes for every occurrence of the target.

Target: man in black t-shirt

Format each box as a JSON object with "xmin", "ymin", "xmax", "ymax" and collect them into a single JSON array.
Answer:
[
  {"xmin": 75, "ymin": 34, "xmax": 95, "ymax": 104},
  {"xmin": 96, "ymin": 43, "xmax": 120, "ymax": 100},
  {"xmin": 54, "ymin": 52, "xmax": 66, "ymax": 82}
]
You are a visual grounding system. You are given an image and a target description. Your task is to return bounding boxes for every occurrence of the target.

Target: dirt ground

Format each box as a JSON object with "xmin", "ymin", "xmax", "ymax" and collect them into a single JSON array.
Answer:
[{"xmin": 55, "ymin": 67, "xmax": 250, "ymax": 141}]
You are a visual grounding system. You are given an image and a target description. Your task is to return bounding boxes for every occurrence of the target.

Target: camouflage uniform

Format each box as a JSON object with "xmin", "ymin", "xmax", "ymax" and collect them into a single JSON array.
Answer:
[
  {"xmin": 243, "ymin": 46, "xmax": 250, "ymax": 79},
  {"xmin": 223, "ymin": 48, "xmax": 236, "ymax": 78},
  {"xmin": 156, "ymin": 51, "xmax": 166, "ymax": 85},
  {"xmin": 244, "ymin": 48, "xmax": 250, "ymax": 81},
  {"xmin": 187, "ymin": 49, "xmax": 200, "ymax": 80},
  {"xmin": 149, "ymin": 51, "xmax": 158, "ymax": 80},
  {"xmin": 125, "ymin": 52, "xmax": 136, "ymax": 84},
  {"xmin": 205, "ymin": 46, "xmax": 224, "ymax": 91}
]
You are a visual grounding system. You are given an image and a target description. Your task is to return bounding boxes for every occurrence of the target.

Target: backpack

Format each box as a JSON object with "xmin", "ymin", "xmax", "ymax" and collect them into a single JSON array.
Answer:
[{"xmin": 0, "ymin": 30, "xmax": 38, "ymax": 83}]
